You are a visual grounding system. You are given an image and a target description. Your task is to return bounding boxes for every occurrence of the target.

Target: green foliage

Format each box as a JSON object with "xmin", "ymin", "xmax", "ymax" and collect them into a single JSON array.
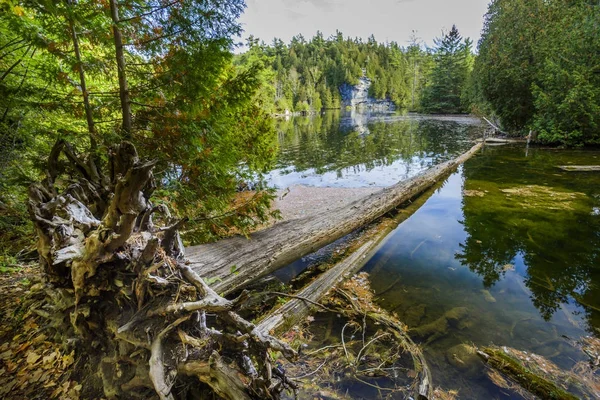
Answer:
[
  {"xmin": 474, "ymin": 0, "xmax": 600, "ymax": 145},
  {"xmin": 421, "ymin": 25, "xmax": 474, "ymax": 114},
  {"xmin": 240, "ymin": 31, "xmax": 435, "ymax": 112},
  {"xmin": 0, "ymin": 0, "xmax": 279, "ymax": 247}
]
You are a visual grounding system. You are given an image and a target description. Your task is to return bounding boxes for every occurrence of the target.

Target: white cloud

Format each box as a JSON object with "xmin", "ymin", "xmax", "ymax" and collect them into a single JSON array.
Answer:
[{"xmin": 238, "ymin": 0, "xmax": 491, "ymax": 49}]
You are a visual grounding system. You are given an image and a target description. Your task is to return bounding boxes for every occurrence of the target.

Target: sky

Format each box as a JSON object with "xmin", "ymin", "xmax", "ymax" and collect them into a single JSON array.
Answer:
[{"xmin": 238, "ymin": 0, "xmax": 492, "ymax": 50}]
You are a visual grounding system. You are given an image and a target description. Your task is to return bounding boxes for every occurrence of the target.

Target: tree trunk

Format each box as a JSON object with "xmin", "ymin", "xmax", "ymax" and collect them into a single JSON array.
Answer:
[
  {"xmin": 109, "ymin": 0, "xmax": 133, "ymax": 138},
  {"xmin": 66, "ymin": 0, "xmax": 101, "ymax": 183},
  {"xmin": 187, "ymin": 141, "xmax": 484, "ymax": 295}
]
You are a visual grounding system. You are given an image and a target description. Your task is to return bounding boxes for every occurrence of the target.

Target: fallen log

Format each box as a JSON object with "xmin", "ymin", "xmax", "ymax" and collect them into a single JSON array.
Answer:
[
  {"xmin": 558, "ymin": 165, "xmax": 600, "ymax": 172},
  {"xmin": 483, "ymin": 137, "xmax": 526, "ymax": 144},
  {"xmin": 482, "ymin": 116, "xmax": 508, "ymax": 135},
  {"xmin": 187, "ymin": 141, "xmax": 484, "ymax": 295},
  {"xmin": 477, "ymin": 346, "xmax": 579, "ymax": 400},
  {"xmin": 256, "ymin": 179, "xmax": 443, "ymax": 336},
  {"xmin": 257, "ymin": 239, "xmax": 375, "ymax": 335}
]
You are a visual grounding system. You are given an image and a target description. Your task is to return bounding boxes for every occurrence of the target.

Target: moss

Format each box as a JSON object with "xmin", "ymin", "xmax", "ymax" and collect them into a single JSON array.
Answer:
[
  {"xmin": 410, "ymin": 307, "xmax": 470, "ymax": 342},
  {"xmin": 482, "ymin": 347, "xmax": 579, "ymax": 400},
  {"xmin": 446, "ymin": 344, "xmax": 482, "ymax": 376}
]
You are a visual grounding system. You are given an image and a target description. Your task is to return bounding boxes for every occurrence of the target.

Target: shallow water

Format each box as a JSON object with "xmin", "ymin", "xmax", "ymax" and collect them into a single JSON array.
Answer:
[
  {"xmin": 267, "ymin": 111, "xmax": 484, "ymax": 188},
  {"xmin": 363, "ymin": 145, "xmax": 600, "ymax": 397},
  {"xmin": 270, "ymin": 113, "xmax": 600, "ymax": 398}
]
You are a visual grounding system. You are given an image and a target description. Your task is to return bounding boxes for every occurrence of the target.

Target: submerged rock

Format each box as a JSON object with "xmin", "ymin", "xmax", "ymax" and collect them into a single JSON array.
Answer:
[
  {"xmin": 446, "ymin": 344, "xmax": 482, "ymax": 376},
  {"xmin": 410, "ymin": 307, "xmax": 470, "ymax": 344},
  {"xmin": 403, "ymin": 303, "xmax": 427, "ymax": 327},
  {"xmin": 499, "ymin": 185, "xmax": 586, "ymax": 211},
  {"xmin": 463, "ymin": 189, "xmax": 486, "ymax": 197}
]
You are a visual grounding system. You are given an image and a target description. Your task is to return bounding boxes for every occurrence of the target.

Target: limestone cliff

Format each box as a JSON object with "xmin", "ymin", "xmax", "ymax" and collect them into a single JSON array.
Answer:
[{"xmin": 339, "ymin": 70, "xmax": 395, "ymax": 110}]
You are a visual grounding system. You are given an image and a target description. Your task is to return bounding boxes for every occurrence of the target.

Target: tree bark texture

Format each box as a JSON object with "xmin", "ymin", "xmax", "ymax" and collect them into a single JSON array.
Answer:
[
  {"xmin": 109, "ymin": 0, "xmax": 133, "ymax": 137},
  {"xmin": 28, "ymin": 140, "xmax": 297, "ymax": 399},
  {"xmin": 187, "ymin": 141, "xmax": 484, "ymax": 295}
]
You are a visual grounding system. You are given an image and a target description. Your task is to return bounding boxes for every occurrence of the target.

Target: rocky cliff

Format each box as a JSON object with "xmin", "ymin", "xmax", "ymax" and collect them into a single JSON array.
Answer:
[{"xmin": 339, "ymin": 71, "xmax": 396, "ymax": 111}]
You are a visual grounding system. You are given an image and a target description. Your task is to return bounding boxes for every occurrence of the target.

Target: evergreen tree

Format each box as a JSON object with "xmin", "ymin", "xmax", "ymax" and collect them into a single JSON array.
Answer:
[
  {"xmin": 0, "ymin": 0, "xmax": 278, "ymax": 246},
  {"xmin": 421, "ymin": 25, "xmax": 472, "ymax": 114},
  {"xmin": 243, "ymin": 31, "xmax": 440, "ymax": 113},
  {"xmin": 474, "ymin": 0, "xmax": 600, "ymax": 145}
]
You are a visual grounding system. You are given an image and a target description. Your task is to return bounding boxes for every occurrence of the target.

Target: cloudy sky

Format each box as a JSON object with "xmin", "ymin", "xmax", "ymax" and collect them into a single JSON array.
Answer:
[{"xmin": 238, "ymin": 0, "xmax": 491, "ymax": 49}]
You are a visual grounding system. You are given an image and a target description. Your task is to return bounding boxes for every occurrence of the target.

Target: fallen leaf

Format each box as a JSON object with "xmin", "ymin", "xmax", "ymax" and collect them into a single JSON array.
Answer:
[{"xmin": 26, "ymin": 351, "xmax": 41, "ymax": 365}]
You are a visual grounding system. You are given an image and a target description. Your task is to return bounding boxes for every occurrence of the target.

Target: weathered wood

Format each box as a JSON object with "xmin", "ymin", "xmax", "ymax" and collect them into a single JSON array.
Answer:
[
  {"xmin": 178, "ymin": 352, "xmax": 251, "ymax": 400},
  {"xmin": 29, "ymin": 139, "xmax": 298, "ymax": 399},
  {"xmin": 256, "ymin": 180, "xmax": 442, "ymax": 335},
  {"xmin": 483, "ymin": 137, "xmax": 526, "ymax": 144},
  {"xmin": 187, "ymin": 141, "xmax": 484, "ymax": 295},
  {"xmin": 257, "ymin": 239, "xmax": 376, "ymax": 335},
  {"xmin": 482, "ymin": 116, "xmax": 508, "ymax": 135},
  {"xmin": 558, "ymin": 165, "xmax": 600, "ymax": 172},
  {"xmin": 477, "ymin": 347, "xmax": 579, "ymax": 400}
]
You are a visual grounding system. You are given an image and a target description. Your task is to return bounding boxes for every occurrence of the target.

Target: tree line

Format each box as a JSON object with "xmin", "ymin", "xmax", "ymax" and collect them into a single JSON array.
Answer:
[
  {"xmin": 240, "ymin": 0, "xmax": 599, "ymax": 146},
  {"xmin": 474, "ymin": 0, "xmax": 600, "ymax": 146},
  {"xmin": 238, "ymin": 27, "xmax": 475, "ymax": 114}
]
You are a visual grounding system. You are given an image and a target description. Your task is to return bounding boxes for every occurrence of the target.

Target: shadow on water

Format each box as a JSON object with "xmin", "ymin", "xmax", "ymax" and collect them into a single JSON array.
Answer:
[
  {"xmin": 362, "ymin": 144, "xmax": 600, "ymax": 398},
  {"xmin": 267, "ymin": 111, "xmax": 484, "ymax": 188}
]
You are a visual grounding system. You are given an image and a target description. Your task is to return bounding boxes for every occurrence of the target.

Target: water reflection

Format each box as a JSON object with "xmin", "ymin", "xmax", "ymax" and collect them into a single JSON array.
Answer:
[
  {"xmin": 267, "ymin": 111, "xmax": 484, "ymax": 188},
  {"xmin": 456, "ymin": 145, "xmax": 600, "ymax": 330},
  {"xmin": 359, "ymin": 145, "xmax": 600, "ymax": 397}
]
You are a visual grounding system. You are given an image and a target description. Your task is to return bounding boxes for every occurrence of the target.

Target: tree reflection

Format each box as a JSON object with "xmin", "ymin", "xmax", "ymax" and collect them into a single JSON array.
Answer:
[
  {"xmin": 456, "ymin": 147, "xmax": 600, "ymax": 333},
  {"xmin": 274, "ymin": 113, "xmax": 480, "ymax": 177}
]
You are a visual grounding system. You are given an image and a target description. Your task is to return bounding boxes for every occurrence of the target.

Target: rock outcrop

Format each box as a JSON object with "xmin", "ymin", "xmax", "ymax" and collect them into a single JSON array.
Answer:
[{"xmin": 339, "ymin": 69, "xmax": 395, "ymax": 111}]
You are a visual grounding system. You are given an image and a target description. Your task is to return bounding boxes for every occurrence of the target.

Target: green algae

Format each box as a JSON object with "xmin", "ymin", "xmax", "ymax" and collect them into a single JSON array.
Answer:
[
  {"xmin": 480, "ymin": 347, "xmax": 579, "ymax": 400},
  {"xmin": 409, "ymin": 307, "xmax": 470, "ymax": 344}
]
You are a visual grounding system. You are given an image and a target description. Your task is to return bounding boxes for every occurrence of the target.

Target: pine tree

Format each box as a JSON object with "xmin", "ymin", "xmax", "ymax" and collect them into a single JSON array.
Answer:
[{"xmin": 422, "ymin": 25, "xmax": 472, "ymax": 114}]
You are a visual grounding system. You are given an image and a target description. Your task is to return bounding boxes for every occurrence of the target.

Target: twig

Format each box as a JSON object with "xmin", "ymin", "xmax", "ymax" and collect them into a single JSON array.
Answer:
[
  {"xmin": 305, "ymin": 344, "xmax": 343, "ymax": 356},
  {"xmin": 341, "ymin": 323, "xmax": 350, "ymax": 362},
  {"xmin": 356, "ymin": 333, "xmax": 391, "ymax": 366},
  {"xmin": 354, "ymin": 376, "xmax": 398, "ymax": 392},
  {"xmin": 292, "ymin": 359, "xmax": 328, "ymax": 379},
  {"xmin": 267, "ymin": 291, "xmax": 335, "ymax": 312}
]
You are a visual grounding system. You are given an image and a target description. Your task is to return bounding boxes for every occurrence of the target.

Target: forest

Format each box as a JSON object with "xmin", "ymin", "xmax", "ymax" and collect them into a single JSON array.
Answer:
[
  {"xmin": 0, "ymin": 0, "xmax": 599, "ymax": 399},
  {"xmin": 240, "ymin": 26, "xmax": 473, "ymax": 114}
]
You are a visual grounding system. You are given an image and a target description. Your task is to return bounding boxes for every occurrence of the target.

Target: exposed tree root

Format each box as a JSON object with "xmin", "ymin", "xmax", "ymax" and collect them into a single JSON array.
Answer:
[
  {"xmin": 26, "ymin": 140, "xmax": 297, "ymax": 399},
  {"xmin": 280, "ymin": 273, "xmax": 434, "ymax": 400}
]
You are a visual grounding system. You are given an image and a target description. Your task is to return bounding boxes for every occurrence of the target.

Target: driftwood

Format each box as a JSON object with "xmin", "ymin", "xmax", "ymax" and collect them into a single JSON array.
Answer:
[
  {"xmin": 28, "ymin": 140, "xmax": 297, "ymax": 399},
  {"xmin": 187, "ymin": 141, "xmax": 484, "ymax": 295},
  {"xmin": 482, "ymin": 116, "xmax": 508, "ymax": 135},
  {"xmin": 257, "ymin": 239, "xmax": 376, "ymax": 335},
  {"xmin": 558, "ymin": 165, "xmax": 600, "ymax": 172},
  {"xmin": 477, "ymin": 347, "xmax": 579, "ymax": 400},
  {"xmin": 483, "ymin": 137, "xmax": 526, "ymax": 144},
  {"xmin": 256, "ymin": 177, "xmax": 444, "ymax": 335}
]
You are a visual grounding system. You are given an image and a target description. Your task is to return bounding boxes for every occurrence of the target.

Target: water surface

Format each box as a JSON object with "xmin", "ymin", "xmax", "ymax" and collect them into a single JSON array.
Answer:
[
  {"xmin": 269, "ymin": 113, "xmax": 600, "ymax": 397},
  {"xmin": 267, "ymin": 111, "xmax": 484, "ymax": 188},
  {"xmin": 363, "ymin": 145, "xmax": 600, "ymax": 397}
]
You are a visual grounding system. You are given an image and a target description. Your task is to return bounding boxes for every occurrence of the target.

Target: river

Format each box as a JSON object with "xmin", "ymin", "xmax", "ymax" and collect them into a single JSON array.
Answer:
[{"xmin": 268, "ymin": 111, "xmax": 600, "ymax": 399}]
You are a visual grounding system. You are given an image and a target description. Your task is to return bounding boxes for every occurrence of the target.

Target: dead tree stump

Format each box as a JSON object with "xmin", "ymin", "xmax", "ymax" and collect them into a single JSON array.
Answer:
[{"xmin": 28, "ymin": 140, "xmax": 297, "ymax": 399}]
